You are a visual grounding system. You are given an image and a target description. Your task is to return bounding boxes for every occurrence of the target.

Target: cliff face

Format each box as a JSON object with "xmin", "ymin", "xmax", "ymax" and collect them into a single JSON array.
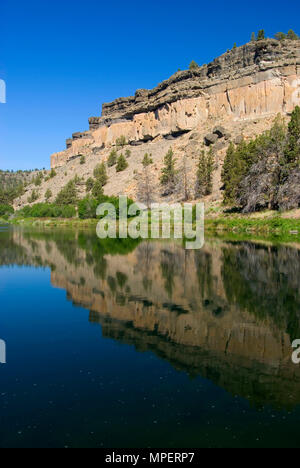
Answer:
[{"xmin": 51, "ymin": 39, "xmax": 300, "ymax": 168}]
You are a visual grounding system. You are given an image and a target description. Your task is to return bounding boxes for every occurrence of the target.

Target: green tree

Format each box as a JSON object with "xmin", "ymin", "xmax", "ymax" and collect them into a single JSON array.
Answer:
[
  {"xmin": 45, "ymin": 189, "xmax": 52, "ymax": 202},
  {"xmin": 93, "ymin": 162, "xmax": 108, "ymax": 186},
  {"xmin": 233, "ymin": 43, "xmax": 237, "ymax": 49},
  {"xmin": 142, "ymin": 153, "xmax": 153, "ymax": 167},
  {"xmin": 287, "ymin": 29, "xmax": 299, "ymax": 40},
  {"xmin": 251, "ymin": 32, "xmax": 256, "ymax": 42},
  {"xmin": 28, "ymin": 189, "xmax": 39, "ymax": 203},
  {"xmin": 160, "ymin": 149, "xmax": 177, "ymax": 186},
  {"xmin": 195, "ymin": 150, "xmax": 214, "ymax": 198},
  {"xmin": 107, "ymin": 149, "xmax": 118, "ymax": 167},
  {"xmin": 116, "ymin": 135, "xmax": 127, "ymax": 148},
  {"xmin": 275, "ymin": 32, "xmax": 286, "ymax": 41},
  {"xmin": 92, "ymin": 180, "xmax": 104, "ymax": 199},
  {"xmin": 86, "ymin": 177, "xmax": 94, "ymax": 193},
  {"xmin": 285, "ymin": 106, "xmax": 300, "ymax": 165},
  {"xmin": 34, "ymin": 172, "xmax": 43, "ymax": 186},
  {"xmin": 116, "ymin": 154, "xmax": 129, "ymax": 172},
  {"xmin": 257, "ymin": 29, "xmax": 265, "ymax": 41},
  {"xmin": 80, "ymin": 155, "xmax": 86, "ymax": 165},
  {"xmin": 125, "ymin": 149, "xmax": 131, "ymax": 158},
  {"xmin": 189, "ymin": 60, "xmax": 199, "ymax": 70},
  {"xmin": 55, "ymin": 180, "xmax": 78, "ymax": 205},
  {"xmin": 49, "ymin": 168, "xmax": 57, "ymax": 178}
]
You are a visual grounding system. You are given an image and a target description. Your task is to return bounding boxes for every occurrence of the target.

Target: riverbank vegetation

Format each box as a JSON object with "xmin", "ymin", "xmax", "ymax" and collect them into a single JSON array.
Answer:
[{"xmin": 222, "ymin": 107, "xmax": 300, "ymax": 212}]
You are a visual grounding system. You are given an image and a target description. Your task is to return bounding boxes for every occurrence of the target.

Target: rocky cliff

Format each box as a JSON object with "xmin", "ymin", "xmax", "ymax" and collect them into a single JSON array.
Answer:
[{"xmin": 51, "ymin": 39, "xmax": 300, "ymax": 168}]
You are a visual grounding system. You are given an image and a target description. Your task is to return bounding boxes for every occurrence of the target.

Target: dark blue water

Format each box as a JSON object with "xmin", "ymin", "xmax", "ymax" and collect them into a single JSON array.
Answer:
[{"xmin": 0, "ymin": 227, "xmax": 300, "ymax": 448}]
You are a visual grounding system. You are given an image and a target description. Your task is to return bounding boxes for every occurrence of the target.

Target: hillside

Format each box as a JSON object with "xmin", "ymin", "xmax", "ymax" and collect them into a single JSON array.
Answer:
[
  {"xmin": 13, "ymin": 37, "xmax": 300, "ymax": 211},
  {"xmin": 0, "ymin": 170, "xmax": 41, "ymax": 205}
]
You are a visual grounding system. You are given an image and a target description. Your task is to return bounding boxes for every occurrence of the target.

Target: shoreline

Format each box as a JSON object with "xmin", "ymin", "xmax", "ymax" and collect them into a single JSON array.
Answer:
[{"xmin": 1, "ymin": 213, "xmax": 300, "ymax": 242}]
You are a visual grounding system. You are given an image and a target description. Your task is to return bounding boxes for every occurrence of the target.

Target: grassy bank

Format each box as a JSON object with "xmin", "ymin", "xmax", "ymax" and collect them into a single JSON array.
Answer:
[{"xmin": 2, "ymin": 210, "xmax": 300, "ymax": 240}]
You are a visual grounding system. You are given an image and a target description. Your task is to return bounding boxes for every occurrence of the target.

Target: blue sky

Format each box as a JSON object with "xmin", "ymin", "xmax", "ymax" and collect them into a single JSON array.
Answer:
[{"xmin": 0, "ymin": 0, "xmax": 299, "ymax": 170}]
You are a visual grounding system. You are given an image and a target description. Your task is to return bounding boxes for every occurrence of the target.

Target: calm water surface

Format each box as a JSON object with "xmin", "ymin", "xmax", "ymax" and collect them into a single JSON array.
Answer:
[{"xmin": 0, "ymin": 225, "xmax": 300, "ymax": 448}]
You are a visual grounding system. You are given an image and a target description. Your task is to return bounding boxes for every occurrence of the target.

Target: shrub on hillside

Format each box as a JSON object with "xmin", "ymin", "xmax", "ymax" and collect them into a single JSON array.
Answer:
[
  {"xmin": 86, "ymin": 177, "xmax": 94, "ymax": 192},
  {"xmin": 78, "ymin": 195, "xmax": 136, "ymax": 220},
  {"xmin": 19, "ymin": 203, "xmax": 76, "ymax": 218},
  {"xmin": 0, "ymin": 204, "xmax": 14, "ymax": 216},
  {"xmin": 28, "ymin": 189, "xmax": 39, "ymax": 203},
  {"xmin": 92, "ymin": 180, "xmax": 104, "ymax": 198},
  {"xmin": 93, "ymin": 162, "xmax": 108, "ymax": 186},
  {"xmin": 107, "ymin": 149, "xmax": 118, "ymax": 167},
  {"xmin": 116, "ymin": 154, "xmax": 128, "ymax": 172},
  {"xmin": 116, "ymin": 135, "xmax": 127, "ymax": 148},
  {"xmin": 55, "ymin": 179, "xmax": 78, "ymax": 205}
]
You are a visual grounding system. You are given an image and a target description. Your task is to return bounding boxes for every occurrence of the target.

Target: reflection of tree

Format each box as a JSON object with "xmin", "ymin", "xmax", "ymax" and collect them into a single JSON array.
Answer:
[
  {"xmin": 93, "ymin": 256, "xmax": 107, "ymax": 280},
  {"xmin": 194, "ymin": 250, "xmax": 213, "ymax": 298},
  {"xmin": 222, "ymin": 243, "xmax": 300, "ymax": 340},
  {"xmin": 116, "ymin": 272, "xmax": 128, "ymax": 289},
  {"xmin": 136, "ymin": 242, "xmax": 155, "ymax": 292},
  {"xmin": 160, "ymin": 250, "xmax": 178, "ymax": 298},
  {"xmin": 107, "ymin": 276, "xmax": 117, "ymax": 293}
]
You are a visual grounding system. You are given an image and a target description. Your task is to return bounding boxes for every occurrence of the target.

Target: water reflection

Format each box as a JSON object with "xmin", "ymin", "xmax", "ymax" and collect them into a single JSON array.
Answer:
[{"xmin": 1, "ymin": 228, "xmax": 300, "ymax": 409}]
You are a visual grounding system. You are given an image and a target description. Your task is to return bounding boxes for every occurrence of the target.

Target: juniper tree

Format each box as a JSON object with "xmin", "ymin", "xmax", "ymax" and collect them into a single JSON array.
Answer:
[
  {"xmin": 189, "ymin": 61, "xmax": 199, "ymax": 70},
  {"xmin": 137, "ymin": 163, "xmax": 156, "ymax": 208},
  {"xmin": 285, "ymin": 106, "xmax": 300, "ymax": 166},
  {"xmin": 195, "ymin": 150, "xmax": 214, "ymax": 198},
  {"xmin": 55, "ymin": 180, "xmax": 78, "ymax": 205},
  {"xmin": 275, "ymin": 32, "xmax": 286, "ymax": 41},
  {"xmin": 160, "ymin": 149, "xmax": 178, "ymax": 197},
  {"xmin": 86, "ymin": 177, "xmax": 94, "ymax": 193},
  {"xmin": 116, "ymin": 153, "xmax": 128, "ymax": 172},
  {"xmin": 107, "ymin": 149, "xmax": 118, "ymax": 167},
  {"xmin": 45, "ymin": 189, "xmax": 52, "ymax": 202},
  {"xmin": 116, "ymin": 135, "xmax": 127, "ymax": 148},
  {"xmin": 93, "ymin": 162, "xmax": 108, "ymax": 186},
  {"xmin": 257, "ymin": 30, "xmax": 265, "ymax": 41},
  {"xmin": 142, "ymin": 153, "xmax": 153, "ymax": 167},
  {"xmin": 92, "ymin": 180, "xmax": 104, "ymax": 199},
  {"xmin": 287, "ymin": 29, "xmax": 299, "ymax": 40},
  {"xmin": 160, "ymin": 149, "xmax": 177, "ymax": 186},
  {"xmin": 177, "ymin": 153, "xmax": 191, "ymax": 201}
]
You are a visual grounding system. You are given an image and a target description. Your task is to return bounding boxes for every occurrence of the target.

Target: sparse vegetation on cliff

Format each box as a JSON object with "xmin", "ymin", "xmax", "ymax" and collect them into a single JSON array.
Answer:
[
  {"xmin": 45, "ymin": 189, "xmax": 52, "ymax": 202},
  {"xmin": 142, "ymin": 153, "xmax": 153, "ymax": 167},
  {"xmin": 28, "ymin": 189, "xmax": 39, "ymax": 203},
  {"xmin": 116, "ymin": 135, "xmax": 127, "ymax": 148},
  {"xmin": 189, "ymin": 61, "xmax": 199, "ymax": 70}
]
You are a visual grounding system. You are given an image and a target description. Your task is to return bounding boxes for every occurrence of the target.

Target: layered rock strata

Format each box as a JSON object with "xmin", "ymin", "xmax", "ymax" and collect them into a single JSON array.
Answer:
[{"xmin": 51, "ymin": 39, "xmax": 300, "ymax": 168}]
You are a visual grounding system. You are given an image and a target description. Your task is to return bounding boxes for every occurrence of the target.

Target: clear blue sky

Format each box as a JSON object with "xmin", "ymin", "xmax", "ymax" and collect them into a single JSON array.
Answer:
[{"xmin": 0, "ymin": 0, "xmax": 299, "ymax": 171}]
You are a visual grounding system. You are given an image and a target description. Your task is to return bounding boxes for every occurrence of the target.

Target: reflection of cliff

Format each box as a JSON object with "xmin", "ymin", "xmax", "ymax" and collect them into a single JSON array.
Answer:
[{"xmin": 2, "ymin": 229, "xmax": 300, "ymax": 408}]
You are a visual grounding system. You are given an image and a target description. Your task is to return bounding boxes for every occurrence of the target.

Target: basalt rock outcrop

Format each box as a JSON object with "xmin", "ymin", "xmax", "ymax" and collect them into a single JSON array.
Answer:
[{"xmin": 51, "ymin": 39, "xmax": 300, "ymax": 168}]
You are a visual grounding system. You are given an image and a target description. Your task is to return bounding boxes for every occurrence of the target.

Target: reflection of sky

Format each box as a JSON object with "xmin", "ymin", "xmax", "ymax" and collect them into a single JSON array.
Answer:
[{"xmin": 0, "ymin": 79, "xmax": 6, "ymax": 103}]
